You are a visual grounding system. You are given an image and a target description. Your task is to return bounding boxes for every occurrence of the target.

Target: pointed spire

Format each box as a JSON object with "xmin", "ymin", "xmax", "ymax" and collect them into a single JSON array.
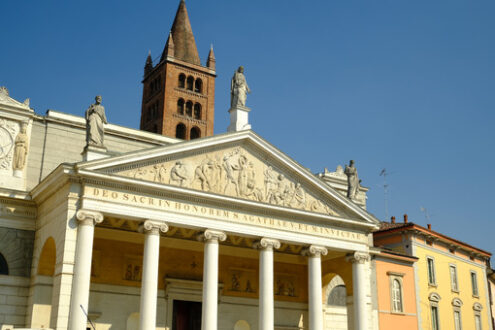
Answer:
[
  {"xmin": 207, "ymin": 44, "xmax": 216, "ymax": 70},
  {"xmin": 161, "ymin": 0, "xmax": 200, "ymax": 64},
  {"xmin": 144, "ymin": 51, "xmax": 153, "ymax": 76},
  {"xmin": 163, "ymin": 32, "xmax": 175, "ymax": 58}
]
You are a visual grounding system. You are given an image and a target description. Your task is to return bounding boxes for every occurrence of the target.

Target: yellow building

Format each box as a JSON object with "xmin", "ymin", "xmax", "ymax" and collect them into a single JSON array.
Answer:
[{"xmin": 374, "ymin": 216, "xmax": 492, "ymax": 330}]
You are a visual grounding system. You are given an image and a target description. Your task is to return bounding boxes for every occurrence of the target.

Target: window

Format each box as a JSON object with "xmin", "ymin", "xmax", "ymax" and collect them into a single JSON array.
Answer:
[
  {"xmin": 190, "ymin": 127, "xmax": 201, "ymax": 140},
  {"xmin": 392, "ymin": 279, "xmax": 403, "ymax": 312},
  {"xmin": 427, "ymin": 257, "xmax": 436, "ymax": 285},
  {"xmin": 475, "ymin": 314, "xmax": 482, "ymax": 330},
  {"xmin": 431, "ymin": 306, "xmax": 439, "ymax": 330},
  {"xmin": 454, "ymin": 310, "xmax": 462, "ymax": 330},
  {"xmin": 177, "ymin": 98, "xmax": 185, "ymax": 115},
  {"xmin": 178, "ymin": 74, "xmax": 186, "ymax": 88},
  {"xmin": 187, "ymin": 76, "xmax": 194, "ymax": 91},
  {"xmin": 327, "ymin": 285, "xmax": 347, "ymax": 306},
  {"xmin": 175, "ymin": 123, "xmax": 186, "ymax": 139},
  {"xmin": 194, "ymin": 79, "xmax": 203, "ymax": 93},
  {"xmin": 193, "ymin": 103, "xmax": 201, "ymax": 119},
  {"xmin": 186, "ymin": 101, "xmax": 193, "ymax": 117},
  {"xmin": 450, "ymin": 265, "xmax": 459, "ymax": 292},
  {"xmin": 0, "ymin": 253, "xmax": 8, "ymax": 275},
  {"xmin": 471, "ymin": 271, "xmax": 479, "ymax": 296}
]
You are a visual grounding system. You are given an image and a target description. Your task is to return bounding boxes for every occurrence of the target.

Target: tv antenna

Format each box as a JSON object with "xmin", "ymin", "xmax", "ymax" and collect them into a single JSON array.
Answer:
[
  {"xmin": 420, "ymin": 206, "xmax": 431, "ymax": 221},
  {"xmin": 379, "ymin": 168, "xmax": 390, "ymax": 220}
]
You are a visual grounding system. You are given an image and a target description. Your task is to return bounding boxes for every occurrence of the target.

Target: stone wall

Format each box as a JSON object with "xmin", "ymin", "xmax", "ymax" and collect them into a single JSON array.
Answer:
[
  {"xmin": 0, "ymin": 275, "xmax": 30, "ymax": 327},
  {"xmin": 0, "ymin": 227, "xmax": 34, "ymax": 277}
]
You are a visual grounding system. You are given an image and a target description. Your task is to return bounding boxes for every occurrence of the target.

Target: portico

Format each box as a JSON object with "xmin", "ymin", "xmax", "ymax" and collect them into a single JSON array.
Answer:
[{"xmin": 28, "ymin": 130, "xmax": 379, "ymax": 330}]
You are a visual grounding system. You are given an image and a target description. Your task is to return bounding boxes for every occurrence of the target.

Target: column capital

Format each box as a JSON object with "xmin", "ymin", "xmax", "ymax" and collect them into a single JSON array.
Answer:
[
  {"xmin": 197, "ymin": 229, "xmax": 227, "ymax": 242},
  {"xmin": 139, "ymin": 220, "xmax": 169, "ymax": 235},
  {"xmin": 302, "ymin": 245, "xmax": 328, "ymax": 257},
  {"xmin": 346, "ymin": 251, "xmax": 370, "ymax": 264},
  {"xmin": 253, "ymin": 237, "xmax": 281, "ymax": 250},
  {"xmin": 76, "ymin": 210, "xmax": 104, "ymax": 226}
]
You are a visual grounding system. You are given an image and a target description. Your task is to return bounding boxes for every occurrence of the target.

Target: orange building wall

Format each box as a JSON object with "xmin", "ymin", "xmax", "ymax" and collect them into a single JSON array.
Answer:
[{"xmin": 375, "ymin": 257, "xmax": 418, "ymax": 330}]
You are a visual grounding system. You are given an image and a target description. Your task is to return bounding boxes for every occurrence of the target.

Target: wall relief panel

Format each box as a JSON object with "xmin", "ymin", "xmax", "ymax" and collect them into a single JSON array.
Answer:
[{"xmin": 112, "ymin": 146, "xmax": 342, "ymax": 217}]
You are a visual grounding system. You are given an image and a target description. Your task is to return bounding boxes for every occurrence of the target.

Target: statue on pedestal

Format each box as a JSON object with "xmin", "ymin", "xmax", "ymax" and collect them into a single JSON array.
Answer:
[
  {"xmin": 344, "ymin": 160, "xmax": 360, "ymax": 199},
  {"xmin": 230, "ymin": 66, "xmax": 251, "ymax": 108},
  {"xmin": 85, "ymin": 95, "xmax": 107, "ymax": 148}
]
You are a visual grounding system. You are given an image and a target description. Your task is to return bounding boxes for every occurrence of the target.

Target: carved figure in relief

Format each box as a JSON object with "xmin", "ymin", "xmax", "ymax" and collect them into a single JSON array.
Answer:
[
  {"xmin": 208, "ymin": 156, "xmax": 224, "ymax": 193},
  {"xmin": 12, "ymin": 123, "xmax": 28, "ymax": 171},
  {"xmin": 85, "ymin": 95, "xmax": 107, "ymax": 147},
  {"xmin": 153, "ymin": 164, "xmax": 167, "ymax": 184},
  {"xmin": 231, "ymin": 274, "xmax": 240, "ymax": 291},
  {"xmin": 290, "ymin": 183, "xmax": 306, "ymax": 208},
  {"xmin": 264, "ymin": 166, "xmax": 277, "ymax": 199},
  {"xmin": 344, "ymin": 160, "xmax": 360, "ymax": 199},
  {"xmin": 223, "ymin": 150, "xmax": 240, "ymax": 196},
  {"xmin": 230, "ymin": 66, "xmax": 251, "ymax": 108},
  {"xmin": 194, "ymin": 159, "xmax": 214, "ymax": 191},
  {"xmin": 170, "ymin": 161, "xmax": 188, "ymax": 186},
  {"xmin": 134, "ymin": 168, "xmax": 148, "ymax": 180}
]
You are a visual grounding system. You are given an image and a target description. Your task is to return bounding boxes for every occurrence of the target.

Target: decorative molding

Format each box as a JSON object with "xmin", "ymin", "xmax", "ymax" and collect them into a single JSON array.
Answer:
[
  {"xmin": 253, "ymin": 237, "xmax": 281, "ymax": 250},
  {"xmin": 386, "ymin": 271, "xmax": 405, "ymax": 277},
  {"xmin": 302, "ymin": 245, "xmax": 328, "ymax": 257},
  {"xmin": 473, "ymin": 302, "xmax": 483, "ymax": 311},
  {"xmin": 139, "ymin": 220, "xmax": 169, "ymax": 235},
  {"xmin": 428, "ymin": 292, "xmax": 441, "ymax": 302},
  {"xmin": 346, "ymin": 251, "xmax": 369, "ymax": 264},
  {"xmin": 197, "ymin": 229, "xmax": 226, "ymax": 242},
  {"xmin": 452, "ymin": 298, "xmax": 463, "ymax": 307},
  {"xmin": 76, "ymin": 209, "xmax": 104, "ymax": 226}
]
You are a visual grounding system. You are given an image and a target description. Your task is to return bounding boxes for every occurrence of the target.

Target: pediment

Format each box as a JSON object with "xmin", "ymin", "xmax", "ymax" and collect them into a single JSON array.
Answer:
[{"xmin": 79, "ymin": 131, "xmax": 378, "ymax": 225}]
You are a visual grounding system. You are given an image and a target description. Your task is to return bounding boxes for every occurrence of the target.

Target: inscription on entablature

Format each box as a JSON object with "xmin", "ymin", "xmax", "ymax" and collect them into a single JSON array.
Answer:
[
  {"xmin": 110, "ymin": 146, "xmax": 342, "ymax": 217},
  {"xmin": 84, "ymin": 187, "xmax": 367, "ymax": 244}
]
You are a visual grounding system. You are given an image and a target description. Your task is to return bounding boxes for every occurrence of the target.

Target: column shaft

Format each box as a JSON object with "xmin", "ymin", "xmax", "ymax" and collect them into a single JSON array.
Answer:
[
  {"xmin": 350, "ymin": 252, "xmax": 369, "ymax": 330},
  {"xmin": 68, "ymin": 210, "xmax": 103, "ymax": 330},
  {"xmin": 200, "ymin": 230, "xmax": 226, "ymax": 330},
  {"xmin": 256, "ymin": 238, "xmax": 280, "ymax": 330},
  {"xmin": 305, "ymin": 245, "xmax": 327, "ymax": 330}
]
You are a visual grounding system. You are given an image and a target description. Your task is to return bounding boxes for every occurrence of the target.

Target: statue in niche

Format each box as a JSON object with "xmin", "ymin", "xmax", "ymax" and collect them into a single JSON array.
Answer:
[
  {"xmin": 230, "ymin": 66, "xmax": 251, "ymax": 108},
  {"xmin": 12, "ymin": 122, "xmax": 28, "ymax": 171},
  {"xmin": 85, "ymin": 95, "xmax": 107, "ymax": 148},
  {"xmin": 344, "ymin": 160, "xmax": 360, "ymax": 199},
  {"xmin": 245, "ymin": 280, "xmax": 254, "ymax": 293},
  {"xmin": 170, "ymin": 161, "xmax": 188, "ymax": 186}
]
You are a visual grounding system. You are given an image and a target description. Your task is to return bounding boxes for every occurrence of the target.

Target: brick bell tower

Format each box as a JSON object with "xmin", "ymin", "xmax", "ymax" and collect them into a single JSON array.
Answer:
[{"xmin": 140, "ymin": 0, "xmax": 216, "ymax": 140}]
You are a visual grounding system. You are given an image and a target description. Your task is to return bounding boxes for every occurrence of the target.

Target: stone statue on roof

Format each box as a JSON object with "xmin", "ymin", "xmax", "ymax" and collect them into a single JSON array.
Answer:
[
  {"xmin": 230, "ymin": 66, "xmax": 251, "ymax": 108},
  {"xmin": 85, "ymin": 95, "xmax": 107, "ymax": 148},
  {"xmin": 344, "ymin": 160, "xmax": 360, "ymax": 199}
]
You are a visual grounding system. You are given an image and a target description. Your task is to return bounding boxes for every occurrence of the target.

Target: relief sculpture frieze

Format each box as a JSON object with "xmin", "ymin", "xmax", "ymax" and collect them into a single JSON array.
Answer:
[{"xmin": 114, "ymin": 147, "xmax": 340, "ymax": 216}]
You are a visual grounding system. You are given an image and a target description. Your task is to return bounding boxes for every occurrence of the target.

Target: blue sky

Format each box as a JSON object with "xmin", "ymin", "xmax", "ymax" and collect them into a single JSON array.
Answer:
[{"xmin": 2, "ymin": 1, "xmax": 494, "ymax": 253}]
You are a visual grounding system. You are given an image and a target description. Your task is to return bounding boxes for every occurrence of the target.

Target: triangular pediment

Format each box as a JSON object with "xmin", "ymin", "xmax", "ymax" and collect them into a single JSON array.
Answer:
[{"xmin": 78, "ymin": 131, "xmax": 379, "ymax": 225}]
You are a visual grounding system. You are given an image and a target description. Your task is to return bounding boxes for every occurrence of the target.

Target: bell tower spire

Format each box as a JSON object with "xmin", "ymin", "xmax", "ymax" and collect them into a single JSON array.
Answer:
[{"xmin": 140, "ymin": 0, "xmax": 216, "ymax": 140}]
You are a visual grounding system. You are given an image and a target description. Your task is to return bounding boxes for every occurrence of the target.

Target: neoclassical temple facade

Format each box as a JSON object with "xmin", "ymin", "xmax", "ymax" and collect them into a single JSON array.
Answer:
[{"xmin": 0, "ymin": 87, "xmax": 382, "ymax": 330}]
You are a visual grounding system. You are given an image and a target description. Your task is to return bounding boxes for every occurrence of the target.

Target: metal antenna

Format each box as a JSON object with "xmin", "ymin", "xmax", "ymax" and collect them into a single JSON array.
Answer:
[
  {"xmin": 420, "ymin": 206, "xmax": 430, "ymax": 221},
  {"xmin": 80, "ymin": 304, "xmax": 96, "ymax": 330},
  {"xmin": 379, "ymin": 168, "xmax": 389, "ymax": 220}
]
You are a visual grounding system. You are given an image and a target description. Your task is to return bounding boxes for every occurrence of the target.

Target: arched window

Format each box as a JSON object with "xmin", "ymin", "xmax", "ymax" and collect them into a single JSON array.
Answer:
[
  {"xmin": 186, "ymin": 101, "xmax": 193, "ymax": 117},
  {"xmin": 194, "ymin": 79, "xmax": 203, "ymax": 93},
  {"xmin": 190, "ymin": 126, "xmax": 201, "ymax": 140},
  {"xmin": 392, "ymin": 279, "xmax": 403, "ymax": 312},
  {"xmin": 177, "ymin": 98, "xmax": 185, "ymax": 115},
  {"xmin": 178, "ymin": 74, "xmax": 186, "ymax": 88},
  {"xmin": 0, "ymin": 253, "xmax": 8, "ymax": 275},
  {"xmin": 194, "ymin": 103, "xmax": 201, "ymax": 119},
  {"xmin": 176, "ymin": 123, "xmax": 186, "ymax": 139},
  {"xmin": 186, "ymin": 76, "xmax": 194, "ymax": 91}
]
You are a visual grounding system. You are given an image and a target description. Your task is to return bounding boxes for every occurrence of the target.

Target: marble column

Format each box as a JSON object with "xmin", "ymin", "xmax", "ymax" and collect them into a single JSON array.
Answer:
[
  {"xmin": 139, "ymin": 220, "xmax": 168, "ymax": 330},
  {"xmin": 68, "ymin": 210, "xmax": 103, "ymax": 330},
  {"xmin": 254, "ymin": 238, "xmax": 281, "ymax": 330},
  {"xmin": 198, "ymin": 230, "xmax": 226, "ymax": 330},
  {"xmin": 303, "ymin": 245, "xmax": 328, "ymax": 330},
  {"xmin": 347, "ymin": 251, "xmax": 370, "ymax": 330}
]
